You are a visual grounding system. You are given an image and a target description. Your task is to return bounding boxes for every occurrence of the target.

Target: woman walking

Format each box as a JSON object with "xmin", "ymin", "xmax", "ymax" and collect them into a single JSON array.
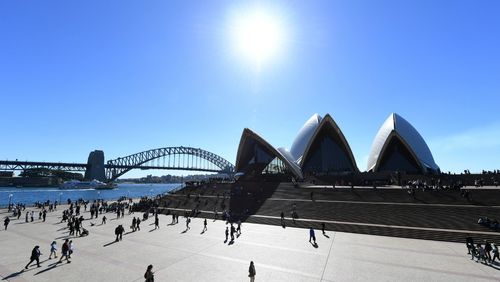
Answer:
[
  {"xmin": 144, "ymin": 264, "xmax": 154, "ymax": 282},
  {"xmin": 49, "ymin": 241, "xmax": 57, "ymax": 259},
  {"xmin": 248, "ymin": 261, "xmax": 256, "ymax": 282}
]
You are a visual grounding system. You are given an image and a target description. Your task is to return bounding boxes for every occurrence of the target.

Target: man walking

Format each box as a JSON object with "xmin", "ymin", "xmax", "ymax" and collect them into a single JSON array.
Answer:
[
  {"xmin": 203, "ymin": 218, "xmax": 207, "ymax": 232},
  {"xmin": 154, "ymin": 215, "xmax": 159, "ymax": 230},
  {"xmin": 225, "ymin": 226, "xmax": 229, "ymax": 242},
  {"xmin": 115, "ymin": 225, "xmax": 124, "ymax": 241},
  {"xmin": 59, "ymin": 239, "xmax": 71, "ymax": 263},
  {"xmin": 4, "ymin": 216, "xmax": 10, "ymax": 230},
  {"xmin": 25, "ymin": 246, "xmax": 42, "ymax": 269},
  {"xmin": 237, "ymin": 220, "xmax": 242, "ymax": 235},
  {"xmin": 309, "ymin": 228, "xmax": 316, "ymax": 244}
]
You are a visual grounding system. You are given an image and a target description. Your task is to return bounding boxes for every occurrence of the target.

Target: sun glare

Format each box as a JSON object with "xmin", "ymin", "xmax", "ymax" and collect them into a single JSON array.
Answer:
[{"xmin": 230, "ymin": 9, "xmax": 285, "ymax": 67}]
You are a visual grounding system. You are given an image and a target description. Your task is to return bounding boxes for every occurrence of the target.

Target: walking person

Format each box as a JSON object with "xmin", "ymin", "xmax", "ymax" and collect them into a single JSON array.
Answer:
[
  {"xmin": 225, "ymin": 226, "xmax": 229, "ymax": 242},
  {"xmin": 237, "ymin": 220, "xmax": 242, "ymax": 235},
  {"xmin": 68, "ymin": 240, "xmax": 74, "ymax": 259},
  {"xmin": 154, "ymin": 215, "xmax": 159, "ymax": 230},
  {"xmin": 492, "ymin": 243, "xmax": 500, "ymax": 262},
  {"xmin": 49, "ymin": 241, "xmax": 57, "ymax": 259},
  {"xmin": 132, "ymin": 217, "xmax": 137, "ymax": 232},
  {"xmin": 230, "ymin": 224, "xmax": 235, "ymax": 241},
  {"xmin": 4, "ymin": 216, "xmax": 10, "ymax": 230},
  {"xmin": 102, "ymin": 215, "xmax": 107, "ymax": 225},
  {"xmin": 58, "ymin": 239, "xmax": 71, "ymax": 263},
  {"xmin": 309, "ymin": 228, "xmax": 316, "ymax": 244},
  {"xmin": 203, "ymin": 218, "xmax": 207, "ymax": 232},
  {"xmin": 248, "ymin": 261, "xmax": 256, "ymax": 282},
  {"xmin": 144, "ymin": 264, "xmax": 154, "ymax": 282},
  {"xmin": 115, "ymin": 225, "xmax": 124, "ymax": 241},
  {"xmin": 25, "ymin": 246, "xmax": 42, "ymax": 269},
  {"xmin": 25, "ymin": 211, "xmax": 29, "ymax": 223},
  {"xmin": 321, "ymin": 222, "xmax": 326, "ymax": 235},
  {"xmin": 186, "ymin": 217, "xmax": 190, "ymax": 230},
  {"xmin": 136, "ymin": 218, "xmax": 141, "ymax": 231},
  {"xmin": 466, "ymin": 236, "xmax": 474, "ymax": 254},
  {"xmin": 485, "ymin": 241, "xmax": 493, "ymax": 263}
]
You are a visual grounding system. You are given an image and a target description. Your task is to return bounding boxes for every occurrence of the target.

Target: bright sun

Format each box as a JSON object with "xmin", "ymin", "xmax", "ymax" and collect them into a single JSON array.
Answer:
[{"xmin": 230, "ymin": 9, "xmax": 285, "ymax": 66}]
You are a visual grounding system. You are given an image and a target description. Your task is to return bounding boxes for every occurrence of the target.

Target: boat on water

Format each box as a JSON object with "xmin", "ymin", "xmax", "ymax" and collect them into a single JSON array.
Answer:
[{"xmin": 59, "ymin": 180, "xmax": 116, "ymax": 190}]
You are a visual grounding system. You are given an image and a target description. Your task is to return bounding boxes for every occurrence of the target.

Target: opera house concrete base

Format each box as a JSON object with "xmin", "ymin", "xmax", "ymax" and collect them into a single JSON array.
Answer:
[{"xmin": 1, "ymin": 207, "xmax": 500, "ymax": 282}]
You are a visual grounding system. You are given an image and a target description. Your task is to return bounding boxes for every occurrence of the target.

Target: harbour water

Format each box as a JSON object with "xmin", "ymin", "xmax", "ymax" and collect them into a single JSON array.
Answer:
[{"xmin": 0, "ymin": 183, "xmax": 182, "ymax": 207}]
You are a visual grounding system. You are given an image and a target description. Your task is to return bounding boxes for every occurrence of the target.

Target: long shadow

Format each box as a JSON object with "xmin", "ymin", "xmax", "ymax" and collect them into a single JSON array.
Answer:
[
  {"xmin": 310, "ymin": 242, "xmax": 319, "ymax": 248},
  {"xmin": 34, "ymin": 261, "xmax": 67, "ymax": 276},
  {"xmin": 124, "ymin": 230, "xmax": 135, "ymax": 235},
  {"xmin": 181, "ymin": 229, "xmax": 188, "ymax": 234},
  {"xmin": 323, "ymin": 234, "xmax": 330, "ymax": 238},
  {"xmin": 229, "ymin": 180, "xmax": 280, "ymax": 222},
  {"xmin": 149, "ymin": 228, "xmax": 158, "ymax": 232},
  {"xmin": 167, "ymin": 223, "xmax": 176, "ymax": 226},
  {"xmin": 103, "ymin": 240, "xmax": 119, "ymax": 247},
  {"xmin": 2, "ymin": 269, "xmax": 27, "ymax": 280}
]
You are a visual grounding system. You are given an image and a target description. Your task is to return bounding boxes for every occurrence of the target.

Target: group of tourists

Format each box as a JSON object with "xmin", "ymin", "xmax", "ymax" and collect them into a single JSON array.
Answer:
[
  {"xmin": 25, "ymin": 239, "xmax": 73, "ymax": 269},
  {"xmin": 477, "ymin": 216, "xmax": 500, "ymax": 231},
  {"xmin": 466, "ymin": 236, "xmax": 500, "ymax": 264},
  {"xmin": 131, "ymin": 216, "xmax": 142, "ymax": 231}
]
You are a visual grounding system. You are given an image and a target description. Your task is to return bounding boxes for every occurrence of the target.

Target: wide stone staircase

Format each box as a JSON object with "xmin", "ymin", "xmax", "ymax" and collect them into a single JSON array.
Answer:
[{"xmin": 157, "ymin": 182, "xmax": 500, "ymax": 243}]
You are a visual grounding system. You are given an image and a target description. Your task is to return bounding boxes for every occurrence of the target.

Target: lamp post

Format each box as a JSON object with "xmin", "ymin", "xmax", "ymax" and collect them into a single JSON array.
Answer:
[{"xmin": 8, "ymin": 194, "xmax": 13, "ymax": 211}]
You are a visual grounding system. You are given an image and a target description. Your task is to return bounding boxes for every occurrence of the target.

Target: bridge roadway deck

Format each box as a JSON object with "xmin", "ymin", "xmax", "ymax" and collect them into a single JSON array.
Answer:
[{"xmin": 1, "ymin": 206, "xmax": 500, "ymax": 281}]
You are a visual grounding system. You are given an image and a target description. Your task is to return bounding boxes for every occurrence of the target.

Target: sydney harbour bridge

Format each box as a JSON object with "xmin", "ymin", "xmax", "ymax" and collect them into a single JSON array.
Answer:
[{"xmin": 0, "ymin": 147, "xmax": 235, "ymax": 182}]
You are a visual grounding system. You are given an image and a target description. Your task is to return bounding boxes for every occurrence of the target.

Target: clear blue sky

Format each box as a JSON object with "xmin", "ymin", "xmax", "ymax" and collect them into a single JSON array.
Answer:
[{"xmin": 1, "ymin": 0, "xmax": 499, "ymax": 178}]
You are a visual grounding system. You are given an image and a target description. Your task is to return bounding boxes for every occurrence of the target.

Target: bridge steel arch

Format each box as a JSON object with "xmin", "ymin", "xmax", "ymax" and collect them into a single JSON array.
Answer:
[{"xmin": 105, "ymin": 147, "xmax": 234, "ymax": 180}]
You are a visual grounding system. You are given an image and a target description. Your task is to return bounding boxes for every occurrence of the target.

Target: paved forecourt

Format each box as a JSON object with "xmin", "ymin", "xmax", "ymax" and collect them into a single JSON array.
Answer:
[{"xmin": 0, "ymin": 207, "xmax": 499, "ymax": 282}]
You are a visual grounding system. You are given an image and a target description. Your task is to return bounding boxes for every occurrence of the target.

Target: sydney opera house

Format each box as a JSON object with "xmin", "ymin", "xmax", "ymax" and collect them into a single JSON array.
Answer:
[{"xmin": 235, "ymin": 113, "xmax": 440, "ymax": 181}]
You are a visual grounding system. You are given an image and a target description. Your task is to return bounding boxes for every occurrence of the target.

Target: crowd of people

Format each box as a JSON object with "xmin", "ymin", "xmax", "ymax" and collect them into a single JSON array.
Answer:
[
  {"xmin": 478, "ymin": 217, "xmax": 500, "ymax": 231},
  {"xmin": 466, "ymin": 236, "xmax": 500, "ymax": 264}
]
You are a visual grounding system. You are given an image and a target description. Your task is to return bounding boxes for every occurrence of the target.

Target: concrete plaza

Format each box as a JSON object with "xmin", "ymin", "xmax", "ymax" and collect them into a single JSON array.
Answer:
[{"xmin": 0, "ymin": 207, "xmax": 499, "ymax": 281}]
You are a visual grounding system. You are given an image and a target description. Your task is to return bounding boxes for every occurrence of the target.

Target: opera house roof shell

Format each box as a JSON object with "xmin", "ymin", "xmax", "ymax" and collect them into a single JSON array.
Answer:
[
  {"xmin": 367, "ymin": 113, "xmax": 440, "ymax": 174},
  {"xmin": 235, "ymin": 112, "xmax": 439, "ymax": 179}
]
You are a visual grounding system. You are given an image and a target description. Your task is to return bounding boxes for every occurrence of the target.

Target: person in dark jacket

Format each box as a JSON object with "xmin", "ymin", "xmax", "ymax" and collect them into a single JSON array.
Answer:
[
  {"xmin": 248, "ymin": 261, "xmax": 256, "ymax": 282},
  {"xmin": 144, "ymin": 264, "xmax": 154, "ymax": 282},
  {"xmin": 4, "ymin": 217, "xmax": 10, "ymax": 230},
  {"xmin": 115, "ymin": 225, "xmax": 124, "ymax": 241},
  {"xmin": 58, "ymin": 239, "xmax": 71, "ymax": 263},
  {"xmin": 25, "ymin": 246, "xmax": 42, "ymax": 269}
]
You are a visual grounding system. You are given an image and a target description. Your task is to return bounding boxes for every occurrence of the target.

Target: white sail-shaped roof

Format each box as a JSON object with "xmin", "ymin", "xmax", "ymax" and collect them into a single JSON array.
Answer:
[
  {"xmin": 367, "ymin": 113, "xmax": 439, "ymax": 173},
  {"xmin": 290, "ymin": 113, "xmax": 322, "ymax": 162},
  {"xmin": 235, "ymin": 128, "xmax": 303, "ymax": 179}
]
